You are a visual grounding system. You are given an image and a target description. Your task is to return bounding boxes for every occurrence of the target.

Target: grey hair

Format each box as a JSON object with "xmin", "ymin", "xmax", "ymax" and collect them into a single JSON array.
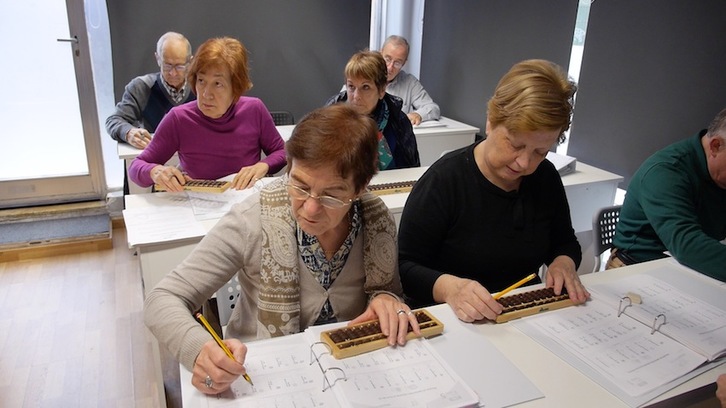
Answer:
[
  {"xmin": 156, "ymin": 32, "xmax": 192, "ymax": 60},
  {"xmin": 707, "ymin": 108, "xmax": 726, "ymax": 138},
  {"xmin": 381, "ymin": 35, "xmax": 410, "ymax": 57}
]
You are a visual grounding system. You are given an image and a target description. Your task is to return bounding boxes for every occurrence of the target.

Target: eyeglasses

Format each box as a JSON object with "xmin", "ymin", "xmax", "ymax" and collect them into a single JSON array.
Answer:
[
  {"xmin": 383, "ymin": 56, "xmax": 404, "ymax": 69},
  {"xmin": 161, "ymin": 63, "xmax": 188, "ymax": 73},
  {"xmin": 286, "ymin": 184, "xmax": 353, "ymax": 209}
]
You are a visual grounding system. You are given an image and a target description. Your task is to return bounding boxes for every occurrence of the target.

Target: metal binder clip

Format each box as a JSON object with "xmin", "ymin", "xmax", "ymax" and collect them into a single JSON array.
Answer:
[
  {"xmin": 309, "ymin": 341, "xmax": 347, "ymax": 392},
  {"xmin": 617, "ymin": 296, "xmax": 632, "ymax": 317},
  {"xmin": 650, "ymin": 313, "xmax": 667, "ymax": 334}
]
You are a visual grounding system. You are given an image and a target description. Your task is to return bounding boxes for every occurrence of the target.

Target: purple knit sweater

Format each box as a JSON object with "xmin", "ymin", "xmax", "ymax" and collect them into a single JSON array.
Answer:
[{"xmin": 129, "ymin": 97, "xmax": 286, "ymax": 187}]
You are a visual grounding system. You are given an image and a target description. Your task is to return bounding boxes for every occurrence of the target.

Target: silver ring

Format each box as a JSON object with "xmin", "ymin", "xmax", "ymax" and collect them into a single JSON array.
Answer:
[
  {"xmin": 204, "ymin": 375, "xmax": 213, "ymax": 388},
  {"xmin": 407, "ymin": 311, "xmax": 414, "ymax": 315},
  {"xmin": 397, "ymin": 309, "xmax": 406, "ymax": 315}
]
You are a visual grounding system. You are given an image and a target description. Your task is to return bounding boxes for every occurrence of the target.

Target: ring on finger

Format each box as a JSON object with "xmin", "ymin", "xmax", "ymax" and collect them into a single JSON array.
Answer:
[
  {"xmin": 204, "ymin": 375, "xmax": 213, "ymax": 388},
  {"xmin": 396, "ymin": 309, "xmax": 406, "ymax": 315}
]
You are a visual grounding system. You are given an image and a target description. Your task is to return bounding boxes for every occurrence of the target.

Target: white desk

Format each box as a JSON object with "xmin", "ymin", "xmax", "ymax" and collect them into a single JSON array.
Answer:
[
  {"xmin": 412, "ymin": 116, "xmax": 479, "ymax": 165},
  {"xmin": 125, "ymin": 162, "xmax": 621, "ymax": 298},
  {"xmin": 117, "ymin": 117, "xmax": 477, "ymax": 194},
  {"xmin": 177, "ymin": 258, "xmax": 725, "ymax": 407}
]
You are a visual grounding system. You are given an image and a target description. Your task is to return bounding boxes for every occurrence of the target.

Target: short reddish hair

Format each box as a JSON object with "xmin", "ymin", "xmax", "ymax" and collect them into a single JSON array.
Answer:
[{"xmin": 187, "ymin": 37, "xmax": 252, "ymax": 99}]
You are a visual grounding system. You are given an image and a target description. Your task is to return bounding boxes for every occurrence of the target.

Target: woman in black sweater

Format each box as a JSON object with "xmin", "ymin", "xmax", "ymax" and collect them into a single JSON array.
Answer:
[{"xmin": 398, "ymin": 59, "xmax": 590, "ymax": 322}]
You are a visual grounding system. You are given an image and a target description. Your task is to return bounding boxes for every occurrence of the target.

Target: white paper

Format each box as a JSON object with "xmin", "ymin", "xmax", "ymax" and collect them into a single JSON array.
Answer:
[
  {"xmin": 414, "ymin": 119, "xmax": 447, "ymax": 129},
  {"xmin": 590, "ymin": 274, "xmax": 726, "ymax": 361},
  {"xmin": 521, "ymin": 298, "xmax": 706, "ymax": 398},
  {"xmin": 123, "ymin": 206, "xmax": 205, "ymax": 246},
  {"xmin": 197, "ymin": 332, "xmax": 478, "ymax": 408},
  {"xmin": 546, "ymin": 151, "xmax": 577, "ymax": 175}
]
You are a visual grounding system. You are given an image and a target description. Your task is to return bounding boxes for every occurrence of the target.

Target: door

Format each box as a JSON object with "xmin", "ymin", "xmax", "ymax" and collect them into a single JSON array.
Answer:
[{"xmin": 0, "ymin": 0, "xmax": 105, "ymax": 209}]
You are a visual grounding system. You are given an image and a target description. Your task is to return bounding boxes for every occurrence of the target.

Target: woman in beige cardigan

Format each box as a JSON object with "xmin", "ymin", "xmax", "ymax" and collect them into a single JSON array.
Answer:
[{"xmin": 143, "ymin": 104, "xmax": 419, "ymax": 394}]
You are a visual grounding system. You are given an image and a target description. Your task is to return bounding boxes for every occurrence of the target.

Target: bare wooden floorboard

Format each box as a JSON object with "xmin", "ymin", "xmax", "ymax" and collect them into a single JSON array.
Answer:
[{"xmin": 0, "ymin": 226, "xmax": 165, "ymax": 407}]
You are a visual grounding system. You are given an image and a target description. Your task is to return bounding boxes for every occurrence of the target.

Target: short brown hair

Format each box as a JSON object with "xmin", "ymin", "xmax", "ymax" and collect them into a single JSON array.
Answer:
[
  {"xmin": 286, "ymin": 104, "xmax": 379, "ymax": 192},
  {"xmin": 487, "ymin": 59, "xmax": 577, "ymax": 144},
  {"xmin": 187, "ymin": 37, "xmax": 252, "ymax": 99},
  {"xmin": 344, "ymin": 50, "xmax": 388, "ymax": 92}
]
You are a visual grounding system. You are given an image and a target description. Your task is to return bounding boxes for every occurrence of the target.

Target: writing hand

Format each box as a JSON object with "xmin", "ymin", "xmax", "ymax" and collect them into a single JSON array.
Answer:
[
  {"xmin": 433, "ymin": 274, "xmax": 502, "ymax": 322},
  {"xmin": 192, "ymin": 339, "xmax": 248, "ymax": 394},
  {"xmin": 151, "ymin": 165, "xmax": 188, "ymax": 192},
  {"xmin": 127, "ymin": 127, "xmax": 152, "ymax": 149},
  {"xmin": 407, "ymin": 112, "xmax": 422, "ymax": 126}
]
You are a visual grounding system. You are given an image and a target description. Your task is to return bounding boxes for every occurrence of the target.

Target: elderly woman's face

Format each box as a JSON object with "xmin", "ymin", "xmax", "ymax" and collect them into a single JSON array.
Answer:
[
  {"xmin": 480, "ymin": 121, "xmax": 560, "ymax": 191},
  {"xmin": 286, "ymin": 161, "xmax": 357, "ymax": 241},
  {"xmin": 346, "ymin": 77, "xmax": 385, "ymax": 116},
  {"xmin": 195, "ymin": 65, "xmax": 235, "ymax": 119}
]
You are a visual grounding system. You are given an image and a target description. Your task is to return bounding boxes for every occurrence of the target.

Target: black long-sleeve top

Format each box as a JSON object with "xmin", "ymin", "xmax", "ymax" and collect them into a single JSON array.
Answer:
[{"xmin": 398, "ymin": 141, "xmax": 581, "ymax": 306}]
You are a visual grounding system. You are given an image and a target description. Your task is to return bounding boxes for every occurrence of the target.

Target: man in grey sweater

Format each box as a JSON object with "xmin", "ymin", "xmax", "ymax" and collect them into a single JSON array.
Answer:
[
  {"xmin": 105, "ymin": 31, "xmax": 195, "ymax": 150},
  {"xmin": 380, "ymin": 35, "xmax": 440, "ymax": 125}
]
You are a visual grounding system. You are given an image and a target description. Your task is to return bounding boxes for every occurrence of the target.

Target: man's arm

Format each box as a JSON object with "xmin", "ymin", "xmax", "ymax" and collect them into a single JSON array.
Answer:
[
  {"xmin": 407, "ymin": 78, "xmax": 440, "ymax": 122},
  {"xmin": 105, "ymin": 74, "xmax": 154, "ymax": 143},
  {"xmin": 638, "ymin": 164, "xmax": 726, "ymax": 281}
]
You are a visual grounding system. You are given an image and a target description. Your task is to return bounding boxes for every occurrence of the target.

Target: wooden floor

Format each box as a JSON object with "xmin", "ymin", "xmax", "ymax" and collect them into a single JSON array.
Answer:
[{"xmin": 0, "ymin": 225, "xmax": 175, "ymax": 407}]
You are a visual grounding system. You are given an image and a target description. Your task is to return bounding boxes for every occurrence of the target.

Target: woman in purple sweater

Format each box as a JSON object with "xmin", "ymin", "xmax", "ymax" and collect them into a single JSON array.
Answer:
[{"xmin": 129, "ymin": 37, "xmax": 286, "ymax": 191}]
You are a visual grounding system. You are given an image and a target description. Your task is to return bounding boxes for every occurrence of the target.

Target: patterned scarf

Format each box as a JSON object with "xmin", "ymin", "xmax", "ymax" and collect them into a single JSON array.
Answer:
[
  {"xmin": 257, "ymin": 178, "xmax": 398, "ymax": 338},
  {"xmin": 373, "ymin": 99, "xmax": 394, "ymax": 170}
]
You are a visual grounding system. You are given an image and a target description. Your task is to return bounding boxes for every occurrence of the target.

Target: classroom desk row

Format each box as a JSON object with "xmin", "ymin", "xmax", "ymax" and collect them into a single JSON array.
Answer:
[
  {"xmin": 125, "ymin": 162, "xmax": 622, "ymax": 298},
  {"xmin": 117, "ymin": 116, "xmax": 479, "ymax": 194},
  {"xmin": 177, "ymin": 257, "xmax": 725, "ymax": 407},
  {"xmin": 125, "ymin": 161, "xmax": 622, "ymax": 407}
]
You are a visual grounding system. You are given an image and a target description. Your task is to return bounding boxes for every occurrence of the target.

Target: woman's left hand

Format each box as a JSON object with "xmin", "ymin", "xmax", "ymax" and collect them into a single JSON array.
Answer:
[
  {"xmin": 231, "ymin": 162, "xmax": 270, "ymax": 190},
  {"xmin": 349, "ymin": 293, "xmax": 421, "ymax": 346},
  {"xmin": 545, "ymin": 255, "xmax": 590, "ymax": 304}
]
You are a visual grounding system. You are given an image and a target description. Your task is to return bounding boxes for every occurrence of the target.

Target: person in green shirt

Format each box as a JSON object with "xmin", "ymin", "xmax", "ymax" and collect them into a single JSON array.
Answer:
[{"xmin": 608, "ymin": 108, "xmax": 726, "ymax": 282}]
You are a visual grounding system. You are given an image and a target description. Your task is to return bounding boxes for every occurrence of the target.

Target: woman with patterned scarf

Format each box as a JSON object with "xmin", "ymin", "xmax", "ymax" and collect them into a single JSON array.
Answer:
[
  {"xmin": 326, "ymin": 50, "xmax": 420, "ymax": 170},
  {"xmin": 144, "ymin": 104, "xmax": 419, "ymax": 394}
]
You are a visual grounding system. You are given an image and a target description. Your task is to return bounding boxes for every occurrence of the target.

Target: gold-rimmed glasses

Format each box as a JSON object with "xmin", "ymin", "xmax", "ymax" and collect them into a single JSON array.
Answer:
[{"xmin": 286, "ymin": 183, "xmax": 353, "ymax": 209}]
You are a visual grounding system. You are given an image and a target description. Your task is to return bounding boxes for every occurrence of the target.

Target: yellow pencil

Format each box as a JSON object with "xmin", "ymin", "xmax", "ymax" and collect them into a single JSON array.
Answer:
[
  {"xmin": 195, "ymin": 312, "xmax": 254, "ymax": 386},
  {"xmin": 493, "ymin": 273, "xmax": 537, "ymax": 300}
]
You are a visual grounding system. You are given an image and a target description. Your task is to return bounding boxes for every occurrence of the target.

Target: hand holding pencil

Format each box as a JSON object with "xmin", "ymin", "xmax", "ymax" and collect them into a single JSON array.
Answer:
[
  {"xmin": 436, "ymin": 273, "xmax": 538, "ymax": 323},
  {"xmin": 191, "ymin": 313, "xmax": 253, "ymax": 394}
]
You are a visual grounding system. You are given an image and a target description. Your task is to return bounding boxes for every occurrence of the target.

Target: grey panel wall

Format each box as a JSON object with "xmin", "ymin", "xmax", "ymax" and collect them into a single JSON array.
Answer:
[
  {"xmin": 107, "ymin": 0, "xmax": 371, "ymax": 122},
  {"xmin": 568, "ymin": 0, "xmax": 726, "ymax": 188},
  {"xmin": 420, "ymin": 0, "xmax": 579, "ymax": 134}
]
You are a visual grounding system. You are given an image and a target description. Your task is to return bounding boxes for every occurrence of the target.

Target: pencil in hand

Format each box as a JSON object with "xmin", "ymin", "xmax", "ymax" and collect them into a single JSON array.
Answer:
[{"xmin": 195, "ymin": 312, "xmax": 254, "ymax": 386}]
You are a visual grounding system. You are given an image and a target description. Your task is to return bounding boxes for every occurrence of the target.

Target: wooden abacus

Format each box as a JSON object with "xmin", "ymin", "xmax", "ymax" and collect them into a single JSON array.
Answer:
[
  {"xmin": 368, "ymin": 180, "xmax": 416, "ymax": 195},
  {"xmin": 320, "ymin": 309, "xmax": 444, "ymax": 359},
  {"xmin": 495, "ymin": 287, "xmax": 574, "ymax": 323},
  {"xmin": 154, "ymin": 179, "xmax": 231, "ymax": 193}
]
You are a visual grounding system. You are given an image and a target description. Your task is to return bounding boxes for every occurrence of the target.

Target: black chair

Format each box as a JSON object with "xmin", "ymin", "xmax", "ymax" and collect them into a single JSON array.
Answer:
[
  {"xmin": 270, "ymin": 111, "xmax": 294, "ymax": 126},
  {"xmin": 591, "ymin": 204, "xmax": 622, "ymax": 272}
]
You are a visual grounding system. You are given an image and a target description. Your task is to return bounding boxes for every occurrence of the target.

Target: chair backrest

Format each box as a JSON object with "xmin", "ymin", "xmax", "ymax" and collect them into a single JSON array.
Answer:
[
  {"xmin": 270, "ymin": 110, "xmax": 294, "ymax": 126},
  {"xmin": 591, "ymin": 204, "xmax": 622, "ymax": 272},
  {"xmin": 216, "ymin": 275, "xmax": 241, "ymax": 327}
]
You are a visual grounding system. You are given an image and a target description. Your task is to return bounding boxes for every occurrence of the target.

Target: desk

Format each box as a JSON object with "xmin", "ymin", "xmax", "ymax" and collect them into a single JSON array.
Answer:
[
  {"xmin": 125, "ymin": 163, "xmax": 622, "ymax": 408},
  {"xmin": 177, "ymin": 258, "xmax": 725, "ymax": 407},
  {"xmin": 412, "ymin": 116, "xmax": 479, "ymax": 165},
  {"xmin": 365, "ymin": 162, "xmax": 622, "ymax": 234},
  {"xmin": 117, "ymin": 117, "xmax": 477, "ymax": 194},
  {"xmin": 125, "ymin": 162, "xmax": 622, "ymax": 298}
]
